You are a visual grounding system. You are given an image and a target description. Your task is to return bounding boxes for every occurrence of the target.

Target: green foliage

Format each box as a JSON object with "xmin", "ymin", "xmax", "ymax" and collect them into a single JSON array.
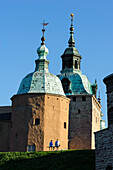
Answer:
[{"xmin": 0, "ymin": 150, "xmax": 95, "ymax": 170}]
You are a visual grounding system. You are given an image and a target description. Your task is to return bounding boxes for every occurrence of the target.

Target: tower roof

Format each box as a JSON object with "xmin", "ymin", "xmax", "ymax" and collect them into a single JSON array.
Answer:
[
  {"xmin": 66, "ymin": 13, "xmax": 81, "ymax": 58},
  {"xmin": 58, "ymin": 14, "xmax": 97, "ymax": 96},
  {"xmin": 17, "ymin": 22, "xmax": 65, "ymax": 96}
]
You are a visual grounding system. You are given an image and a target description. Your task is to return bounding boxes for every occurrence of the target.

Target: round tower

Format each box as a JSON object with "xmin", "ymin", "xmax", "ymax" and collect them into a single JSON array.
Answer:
[{"xmin": 10, "ymin": 22, "xmax": 70, "ymax": 151}]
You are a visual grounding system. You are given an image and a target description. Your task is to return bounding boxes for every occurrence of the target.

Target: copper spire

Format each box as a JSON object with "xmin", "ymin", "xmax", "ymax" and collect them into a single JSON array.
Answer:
[
  {"xmin": 41, "ymin": 20, "xmax": 49, "ymax": 45},
  {"xmin": 68, "ymin": 13, "xmax": 75, "ymax": 47}
]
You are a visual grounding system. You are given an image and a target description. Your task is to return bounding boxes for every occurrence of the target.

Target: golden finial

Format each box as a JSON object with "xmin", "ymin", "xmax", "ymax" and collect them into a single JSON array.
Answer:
[
  {"xmin": 69, "ymin": 13, "xmax": 74, "ymax": 26},
  {"xmin": 70, "ymin": 13, "xmax": 74, "ymax": 17}
]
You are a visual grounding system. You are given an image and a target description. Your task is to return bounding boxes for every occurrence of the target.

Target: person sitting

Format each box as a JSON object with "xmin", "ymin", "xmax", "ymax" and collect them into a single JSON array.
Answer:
[
  {"xmin": 49, "ymin": 140, "xmax": 53, "ymax": 151},
  {"xmin": 55, "ymin": 139, "xmax": 60, "ymax": 150}
]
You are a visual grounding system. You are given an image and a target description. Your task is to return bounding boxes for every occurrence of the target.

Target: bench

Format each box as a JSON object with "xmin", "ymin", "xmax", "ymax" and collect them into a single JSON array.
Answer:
[{"xmin": 47, "ymin": 146, "xmax": 55, "ymax": 151}]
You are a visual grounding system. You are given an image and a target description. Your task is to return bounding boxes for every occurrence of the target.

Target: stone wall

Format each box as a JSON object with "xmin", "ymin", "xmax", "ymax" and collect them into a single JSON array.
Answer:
[
  {"xmin": 44, "ymin": 94, "xmax": 70, "ymax": 150},
  {"xmin": 0, "ymin": 106, "xmax": 12, "ymax": 114},
  {"xmin": 95, "ymin": 125, "xmax": 113, "ymax": 169},
  {"xmin": 10, "ymin": 93, "xmax": 45, "ymax": 151},
  {"xmin": 68, "ymin": 95, "xmax": 92, "ymax": 149},
  {"xmin": 0, "ymin": 106, "xmax": 12, "ymax": 152},
  {"xmin": 0, "ymin": 120, "xmax": 11, "ymax": 152},
  {"xmin": 95, "ymin": 73, "xmax": 113, "ymax": 170},
  {"xmin": 68, "ymin": 94, "xmax": 101, "ymax": 149},
  {"xmin": 10, "ymin": 93, "xmax": 70, "ymax": 151},
  {"xmin": 92, "ymin": 95, "xmax": 101, "ymax": 149}
]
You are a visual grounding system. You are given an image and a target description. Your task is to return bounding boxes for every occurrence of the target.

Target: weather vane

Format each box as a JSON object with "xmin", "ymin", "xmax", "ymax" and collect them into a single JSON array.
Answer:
[
  {"xmin": 69, "ymin": 13, "xmax": 74, "ymax": 26},
  {"xmin": 41, "ymin": 20, "xmax": 49, "ymax": 45}
]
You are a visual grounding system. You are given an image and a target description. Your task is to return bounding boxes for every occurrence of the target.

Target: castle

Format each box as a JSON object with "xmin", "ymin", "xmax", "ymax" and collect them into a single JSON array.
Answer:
[{"xmin": 0, "ymin": 14, "xmax": 105, "ymax": 152}]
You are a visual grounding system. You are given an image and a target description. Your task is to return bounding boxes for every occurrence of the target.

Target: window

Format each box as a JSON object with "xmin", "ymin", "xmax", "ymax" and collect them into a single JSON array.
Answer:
[
  {"xmin": 15, "ymin": 134, "xmax": 18, "ymax": 138},
  {"xmin": 10, "ymin": 122, "xmax": 12, "ymax": 128},
  {"xmin": 35, "ymin": 118, "xmax": 40, "ymax": 125},
  {"xmin": 82, "ymin": 96, "xmax": 86, "ymax": 101},
  {"xmin": 62, "ymin": 60, "xmax": 65, "ymax": 69},
  {"xmin": 75, "ymin": 60, "xmax": 78, "ymax": 69},
  {"xmin": 106, "ymin": 165, "xmax": 112, "ymax": 170},
  {"xmin": 64, "ymin": 122, "xmax": 66, "ymax": 129},
  {"xmin": 73, "ymin": 97, "xmax": 76, "ymax": 102},
  {"xmin": 96, "ymin": 117, "xmax": 97, "ymax": 123},
  {"xmin": 61, "ymin": 78, "xmax": 71, "ymax": 93},
  {"xmin": 78, "ymin": 109, "xmax": 80, "ymax": 114},
  {"xmin": 27, "ymin": 145, "xmax": 35, "ymax": 152}
]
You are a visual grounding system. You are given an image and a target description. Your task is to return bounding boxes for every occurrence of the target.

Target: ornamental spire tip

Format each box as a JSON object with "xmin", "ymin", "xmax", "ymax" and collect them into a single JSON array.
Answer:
[
  {"xmin": 40, "ymin": 20, "xmax": 49, "ymax": 45},
  {"xmin": 68, "ymin": 13, "xmax": 75, "ymax": 47}
]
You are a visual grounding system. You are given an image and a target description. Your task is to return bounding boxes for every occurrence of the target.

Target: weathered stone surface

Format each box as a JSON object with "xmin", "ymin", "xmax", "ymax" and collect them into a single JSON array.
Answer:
[
  {"xmin": 0, "ymin": 106, "xmax": 12, "ymax": 114},
  {"xmin": 0, "ymin": 106, "xmax": 12, "ymax": 152},
  {"xmin": 68, "ymin": 94, "xmax": 101, "ymax": 149},
  {"xmin": 95, "ymin": 73, "xmax": 113, "ymax": 170},
  {"xmin": 10, "ymin": 93, "xmax": 70, "ymax": 151},
  {"xmin": 0, "ymin": 120, "xmax": 11, "ymax": 152},
  {"xmin": 95, "ymin": 126, "xmax": 113, "ymax": 170}
]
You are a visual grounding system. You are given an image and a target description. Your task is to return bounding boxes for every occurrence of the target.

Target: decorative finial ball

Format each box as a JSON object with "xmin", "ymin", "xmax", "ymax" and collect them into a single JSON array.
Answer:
[
  {"xmin": 70, "ymin": 13, "xmax": 74, "ymax": 17},
  {"xmin": 70, "ymin": 27, "xmax": 74, "ymax": 31},
  {"xmin": 41, "ymin": 36, "xmax": 45, "ymax": 42}
]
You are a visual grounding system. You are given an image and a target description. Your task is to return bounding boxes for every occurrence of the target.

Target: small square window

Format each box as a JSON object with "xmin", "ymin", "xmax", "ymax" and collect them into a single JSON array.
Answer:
[
  {"xmin": 73, "ymin": 97, "xmax": 76, "ymax": 102},
  {"xmin": 78, "ymin": 109, "xmax": 80, "ymax": 114},
  {"xmin": 64, "ymin": 122, "xmax": 66, "ymax": 129},
  {"xmin": 35, "ymin": 118, "xmax": 40, "ymax": 125},
  {"xmin": 82, "ymin": 96, "xmax": 86, "ymax": 101}
]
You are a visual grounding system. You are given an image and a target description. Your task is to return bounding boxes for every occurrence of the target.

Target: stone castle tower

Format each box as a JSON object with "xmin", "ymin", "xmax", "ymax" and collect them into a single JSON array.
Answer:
[
  {"xmin": 9, "ymin": 24, "xmax": 70, "ymax": 151},
  {"xmin": 57, "ymin": 14, "xmax": 103, "ymax": 149},
  {"xmin": 95, "ymin": 74, "xmax": 113, "ymax": 170}
]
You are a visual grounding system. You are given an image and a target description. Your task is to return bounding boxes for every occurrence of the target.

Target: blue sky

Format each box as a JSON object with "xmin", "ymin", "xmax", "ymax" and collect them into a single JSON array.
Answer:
[{"xmin": 0, "ymin": 0, "xmax": 113, "ymax": 126}]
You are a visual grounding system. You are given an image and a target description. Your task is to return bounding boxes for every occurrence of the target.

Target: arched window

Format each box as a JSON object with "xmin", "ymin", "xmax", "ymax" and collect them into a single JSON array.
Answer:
[
  {"xmin": 61, "ymin": 78, "xmax": 71, "ymax": 93},
  {"xmin": 75, "ymin": 60, "xmax": 78, "ymax": 69},
  {"xmin": 106, "ymin": 165, "xmax": 112, "ymax": 170}
]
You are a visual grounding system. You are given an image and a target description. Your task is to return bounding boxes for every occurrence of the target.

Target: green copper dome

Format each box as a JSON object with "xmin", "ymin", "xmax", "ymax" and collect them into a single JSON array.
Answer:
[
  {"xmin": 17, "ymin": 29, "xmax": 65, "ymax": 96},
  {"xmin": 57, "ymin": 72, "xmax": 96, "ymax": 95}
]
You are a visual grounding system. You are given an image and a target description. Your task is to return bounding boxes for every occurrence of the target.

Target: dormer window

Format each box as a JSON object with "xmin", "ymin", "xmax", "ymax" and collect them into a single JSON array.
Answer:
[{"xmin": 61, "ymin": 78, "xmax": 71, "ymax": 93}]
